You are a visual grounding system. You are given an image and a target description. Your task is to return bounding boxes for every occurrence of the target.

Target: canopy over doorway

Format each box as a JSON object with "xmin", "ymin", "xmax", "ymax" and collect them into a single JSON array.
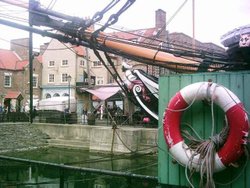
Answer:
[{"xmin": 4, "ymin": 91, "xmax": 23, "ymax": 112}]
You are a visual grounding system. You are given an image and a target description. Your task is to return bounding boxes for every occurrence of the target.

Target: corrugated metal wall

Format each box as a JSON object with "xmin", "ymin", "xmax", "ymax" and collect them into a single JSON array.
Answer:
[{"xmin": 158, "ymin": 72, "xmax": 250, "ymax": 187}]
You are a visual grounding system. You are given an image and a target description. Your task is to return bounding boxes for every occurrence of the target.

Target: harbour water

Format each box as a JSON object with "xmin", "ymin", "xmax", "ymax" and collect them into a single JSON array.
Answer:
[{"xmin": 0, "ymin": 147, "xmax": 161, "ymax": 188}]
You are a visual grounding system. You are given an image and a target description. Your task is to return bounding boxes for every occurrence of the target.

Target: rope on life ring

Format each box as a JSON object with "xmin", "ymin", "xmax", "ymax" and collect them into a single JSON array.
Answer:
[{"xmin": 163, "ymin": 82, "xmax": 249, "ymax": 173}]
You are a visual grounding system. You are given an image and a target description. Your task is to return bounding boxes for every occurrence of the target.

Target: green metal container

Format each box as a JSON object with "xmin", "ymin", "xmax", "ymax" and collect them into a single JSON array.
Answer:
[{"xmin": 158, "ymin": 71, "xmax": 250, "ymax": 187}]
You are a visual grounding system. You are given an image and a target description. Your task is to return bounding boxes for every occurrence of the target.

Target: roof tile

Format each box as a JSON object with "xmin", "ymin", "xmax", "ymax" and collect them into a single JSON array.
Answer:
[{"xmin": 0, "ymin": 49, "xmax": 27, "ymax": 70}]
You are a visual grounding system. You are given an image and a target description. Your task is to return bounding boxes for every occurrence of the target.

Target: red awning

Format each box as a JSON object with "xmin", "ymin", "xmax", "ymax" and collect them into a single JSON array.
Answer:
[{"xmin": 4, "ymin": 91, "xmax": 23, "ymax": 100}]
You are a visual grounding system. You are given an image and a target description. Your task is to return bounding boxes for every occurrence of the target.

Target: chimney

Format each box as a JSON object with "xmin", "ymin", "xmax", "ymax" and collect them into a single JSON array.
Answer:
[
  {"xmin": 40, "ymin": 42, "xmax": 49, "ymax": 55},
  {"xmin": 10, "ymin": 38, "xmax": 29, "ymax": 60},
  {"xmin": 155, "ymin": 9, "xmax": 166, "ymax": 30}
]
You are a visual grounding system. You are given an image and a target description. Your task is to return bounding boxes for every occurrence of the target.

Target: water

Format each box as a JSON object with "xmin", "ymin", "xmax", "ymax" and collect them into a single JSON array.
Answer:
[{"xmin": 0, "ymin": 147, "xmax": 163, "ymax": 188}]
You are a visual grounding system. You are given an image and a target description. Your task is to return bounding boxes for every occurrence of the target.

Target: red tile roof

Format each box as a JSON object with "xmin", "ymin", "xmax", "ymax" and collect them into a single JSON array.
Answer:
[
  {"xmin": 4, "ymin": 91, "xmax": 23, "ymax": 99},
  {"xmin": 73, "ymin": 46, "xmax": 86, "ymax": 56},
  {"xmin": 0, "ymin": 49, "xmax": 28, "ymax": 70},
  {"xmin": 16, "ymin": 60, "xmax": 28, "ymax": 70}
]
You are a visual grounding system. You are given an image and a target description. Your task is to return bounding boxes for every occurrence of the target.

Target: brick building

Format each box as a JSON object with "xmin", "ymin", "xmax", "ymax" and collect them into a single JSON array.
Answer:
[
  {"xmin": 0, "ymin": 39, "xmax": 42, "ymax": 112},
  {"xmin": 111, "ymin": 9, "xmax": 226, "ymax": 76}
]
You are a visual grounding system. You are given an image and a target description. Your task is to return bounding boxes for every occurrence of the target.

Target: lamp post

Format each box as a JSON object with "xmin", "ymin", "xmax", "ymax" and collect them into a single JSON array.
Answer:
[{"xmin": 67, "ymin": 75, "xmax": 72, "ymax": 113}]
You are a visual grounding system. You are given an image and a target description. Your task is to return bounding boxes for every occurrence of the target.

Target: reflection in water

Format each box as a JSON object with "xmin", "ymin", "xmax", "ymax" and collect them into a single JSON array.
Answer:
[{"xmin": 0, "ymin": 147, "xmax": 160, "ymax": 188}]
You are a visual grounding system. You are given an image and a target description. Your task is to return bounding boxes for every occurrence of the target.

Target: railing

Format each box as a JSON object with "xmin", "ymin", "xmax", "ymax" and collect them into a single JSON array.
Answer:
[
  {"xmin": 0, "ymin": 112, "xmax": 29, "ymax": 123},
  {"xmin": 0, "ymin": 111, "xmax": 157, "ymax": 128}
]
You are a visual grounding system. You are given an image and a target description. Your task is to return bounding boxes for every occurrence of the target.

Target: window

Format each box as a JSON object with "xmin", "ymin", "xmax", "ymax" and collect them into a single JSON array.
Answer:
[
  {"xmin": 115, "ymin": 101, "xmax": 123, "ymax": 110},
  {"xmin": 92, "ymin": 61, "xmax": 102, "ymax": 67},
  {"xmin": 4, "ymin": 73, "xmax": 12, "ymax": 87},
  {"xmin": 61, "ymin": 59, "xmax": 68, "ymax": 66},
  {"xmin": 80, "ymin": 59, "xmax": 85, "ymax": 67},
  {"xmin": 53, "ymin": 93, "xmax": 60, "ymax": 97},
  {"xmin": 159, "ymin": 41, "xmax": 168, "ymax": 50},
  {"xmin": 96, "ymin": 77, "xmax": 104, "ymax": 85},
  {"xmin": 48, "ymin": 61, "xmax": 55, "ymax": 67},
  {"xmin": 45, "ymin": 93, "xmax": 51, "ymax": 98},
  {"xmin": 48, "ymin": 74, "xmax": 55, "ymax": 83},
  {"xmin": 33, "ymin": 74, "xmax": 38, "ymax": 88},
  {"xmin": 131, "ymin": 38, "xmax": 138, "ymax": 43},
  {"xmin": 62, "ymin": 73, "xmax": 69, "ymax": 83}
]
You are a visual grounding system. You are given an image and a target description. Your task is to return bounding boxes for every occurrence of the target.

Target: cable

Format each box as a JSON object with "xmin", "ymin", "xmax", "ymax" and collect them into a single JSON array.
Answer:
[
  {"xmin": 46, "ymin": 0, "xmax": 57, "ymax": 10},
  {"xmin": 0, "ymin": 0, "xmax": 233, "ymax": 63},
  {"xmin": 0, "ymin": 7, "xmax": 241, "ymax": 71},
  {"xmin": 85, "ymin": 0, "xmax": 121, "ymax": 28}
]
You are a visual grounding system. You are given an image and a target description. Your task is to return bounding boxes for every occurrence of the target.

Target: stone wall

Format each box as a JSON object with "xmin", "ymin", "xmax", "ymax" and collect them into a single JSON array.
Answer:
[
  {"xmin": 0, "ymin": 123, "xmax": 158, "ymax": 154},
  {"xmin": 35, "ymin": 123, "xmax": 158, "ymax": 154},
  {"xmin": 0, "ymin": 123, "xmax": 49, "ymax": 153}
]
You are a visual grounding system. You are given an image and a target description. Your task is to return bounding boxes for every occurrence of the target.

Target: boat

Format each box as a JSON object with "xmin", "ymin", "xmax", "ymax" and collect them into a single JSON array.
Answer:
[
  {"xmin": 122, "ymin": 62, "xmax": 159, "ymax": 122},
  {"xmin": 220, "ymin": 24, "xmax": 250, "ymax": 63}
]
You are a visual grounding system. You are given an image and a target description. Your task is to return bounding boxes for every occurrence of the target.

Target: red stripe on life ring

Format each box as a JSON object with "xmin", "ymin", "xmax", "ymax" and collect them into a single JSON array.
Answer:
[
  {"xmin": 163, "ymin": 92, "xmax": 188, "ymax": 148},
  {"xmin": 163, "ymin": 82, "xmax": 249, "ymax": 171},
  {"xmin": 218, "ymin": 103, "xmax": 249, "ymax": 165}
]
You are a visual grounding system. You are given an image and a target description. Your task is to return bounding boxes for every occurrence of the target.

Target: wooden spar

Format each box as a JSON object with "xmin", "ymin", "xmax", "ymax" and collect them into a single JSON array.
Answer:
[
  {"xmin": 86, "ymin": 30, "xmax": 200, "ymax": 72},
  {"xmin": 104, "ymin": 38, "xmax": 199, "ymax": 71},
  {"xmin": 2, "ymin": 0, "xmax": 201, "ymax": 72}
]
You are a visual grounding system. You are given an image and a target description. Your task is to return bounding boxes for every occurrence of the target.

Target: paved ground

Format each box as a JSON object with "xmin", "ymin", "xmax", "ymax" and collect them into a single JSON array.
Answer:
[{"xmin": 0, "ymin": 123, "xmax": 49, "ymax": 152}]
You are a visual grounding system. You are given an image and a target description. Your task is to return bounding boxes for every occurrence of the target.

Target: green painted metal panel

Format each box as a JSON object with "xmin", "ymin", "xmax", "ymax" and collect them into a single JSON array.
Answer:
[{"xmin": 158, "ymin": 71, "xmax": 250, "ymax": 187}]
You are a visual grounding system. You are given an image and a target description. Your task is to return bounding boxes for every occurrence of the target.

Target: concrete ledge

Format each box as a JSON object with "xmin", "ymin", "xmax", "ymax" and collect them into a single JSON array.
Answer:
[
  {"xmin": 35, "ymin": 123, "xmax": 157, "ymax": 153},
  {"xmin": 48, "ymin": 139, "xmax": 89, "ymax": 150}
]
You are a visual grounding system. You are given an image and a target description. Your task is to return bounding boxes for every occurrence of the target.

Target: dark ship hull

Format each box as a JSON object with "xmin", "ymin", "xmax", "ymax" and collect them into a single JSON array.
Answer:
[{"xmin": 221, "ymin": 24, "xmax": 250, "ymax": 63}]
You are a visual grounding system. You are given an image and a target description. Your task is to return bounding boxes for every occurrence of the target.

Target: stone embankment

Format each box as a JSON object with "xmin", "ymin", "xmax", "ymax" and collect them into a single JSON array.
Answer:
[
  {"xmin": 0, "ymin": 123, "xmax": 158, "ymax": 154},
  {"xmin": 0, "ymin": 123, "xmax": 49, "ymax": 153}
]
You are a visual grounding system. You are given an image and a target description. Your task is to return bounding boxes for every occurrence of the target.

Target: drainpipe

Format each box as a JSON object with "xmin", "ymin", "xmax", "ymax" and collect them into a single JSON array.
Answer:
[{"xmin": 85, "ymin": 47, "xmax": 92, "ymax": 113}]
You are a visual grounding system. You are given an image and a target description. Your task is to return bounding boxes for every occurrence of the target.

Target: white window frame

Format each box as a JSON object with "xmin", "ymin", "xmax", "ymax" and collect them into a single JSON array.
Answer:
[
  {"xmin": 61, "ymin": 59, "xmax": 69, "ymax": 66},
  {"xmin": 4, "ymin": 72, "xmax": 12, "ymax": 87},
  {"xmin": 33, "ymin": 74, "xmax": 38, "ymax": 88},
  {"xmin": 48, "ymin": 60, "xmax": 55, "ymax": 67},
  {"xmin": 96, "ymin": 77, "xmax": 104, "ymax": 85},
  {"xmin": 48, "ymin": 74, "xmax": 55, "ymax": 83},
  {"xmin": 92, "ymin": 60, "xmax": 102, "ymax": 67},
  {"xmin": 61, "ymin": 73, "xmax": 69, "ymax": 83},
  {"xmin": 80, "ymin": 59, "xmax": 85, "ymax": 67}
]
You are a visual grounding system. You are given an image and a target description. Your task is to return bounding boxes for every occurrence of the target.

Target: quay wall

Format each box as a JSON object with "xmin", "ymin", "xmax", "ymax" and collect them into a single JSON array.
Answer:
[{"xmin": 35, "ymin": 123, "xmax": 158, "ymax": 154}]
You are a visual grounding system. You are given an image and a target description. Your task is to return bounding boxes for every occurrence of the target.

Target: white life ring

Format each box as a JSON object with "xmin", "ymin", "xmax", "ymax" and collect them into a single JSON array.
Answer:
[{"xmin": 163, "ymin": 82, "xmax": 249, "ymax": 172}]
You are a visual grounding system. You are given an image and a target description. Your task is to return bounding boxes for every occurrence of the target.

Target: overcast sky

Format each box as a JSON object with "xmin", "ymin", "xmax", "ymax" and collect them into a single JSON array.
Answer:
[{"xmin": 0, "ymin": 0, "xmax": 249, "ymax": 50}]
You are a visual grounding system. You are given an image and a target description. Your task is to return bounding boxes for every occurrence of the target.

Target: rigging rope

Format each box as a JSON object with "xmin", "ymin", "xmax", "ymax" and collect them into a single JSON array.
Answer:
[
  {"xmin": 95, "ymin": 0, "xmax": 135, "ymax": 33},
  {"xmin": 85, "ymin": 0, "xmax": 121, "ymax": 28}
]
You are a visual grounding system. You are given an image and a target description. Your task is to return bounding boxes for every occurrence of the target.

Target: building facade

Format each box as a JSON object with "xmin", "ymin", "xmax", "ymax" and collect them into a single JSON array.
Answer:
[{"xmin": 0, "ymin": 47, "xmax": 42, "ymax": 112}]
